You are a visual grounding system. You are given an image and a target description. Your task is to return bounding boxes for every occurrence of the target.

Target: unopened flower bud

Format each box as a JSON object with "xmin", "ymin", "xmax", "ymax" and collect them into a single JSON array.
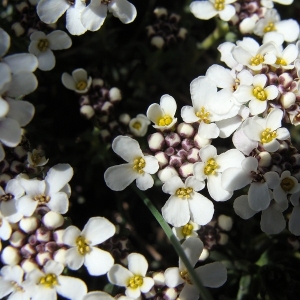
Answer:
[
  {"xmin": 281, "ymin": 92, "xmax": 296, "ymax": 109},
  {"xmin": 187, "ymin": 148, "xmax": 199, "ymax": 163},
  {"xmin": 36, "ymin": 251, "xmax": 52, "ymax": 266},
  {"xmin": 218, "ymin": 215, "xmax": 233, "ymax": 231},
  {"xmin": 119, "ymin": 113, "xmax": 131, "ymax": 125},
  {"xmin": 9, "ymin": 231, "xmax": 27, "ymax": 248},
  {"xmin": 158, "ymin": 166, "xmax": 178, "ymax": 182},
  {"xmin": 151, "ymin": 36, "xmax": 165, "ymax": 49},
  {"xmin": 165, "ymin": 147, "xmax": 175, "ymax": 156},
  {"xmin": 152, "ymin": 271, "xmax": 165, "ymax": 286},
  {"xmin": 10, "ymin": 161, "xmax": 24, "ymax": 174},
  {"xmin": 43, "ymin": 211, "xmax": 64, "ymax": 229},
  {"xmin": 14, "ymin": 146, "xmax": 27, "ymax": 160},
  {"xmin": 182, "ymin": 138, "xmax": 194, "ymax": 151},
  {"xmin": 19, "ymin": 216, "xmax": 39, "ymax": 233},
  {"xmin": 54, "ymin": 248, "xmax": 67, "ymax": 265},
  {"xmin": 53, "ymin": 229, "xmax": 65, "ymax": 245},
  {"xmin": 169, "ymin": 155, "xmax": 183, "ymax": 168},
  {"xmin": 178, "ymin": 162, "xmax": 194, "ymax": 178},
  {"xmin": 163, "ymin": 287, "xmax": 178, "ymax": 300},
  {"xmin": 92, "ymin": 78, "xmax": 104, "ymax": 88},
  {"xmin": 266, "ymin": 72, "xmax": 278, "ymax": 85},
  {"xmin": 80, "ymin": 105, "xmax": 95, "ymax": 119},
  {"xmin": 177, "ymin": 27, "xmax": 188, "ymax": 39},
  {"xmin": 99, "ymin": 129, "xmax": 111, "ymax": 142},
  {"xmin": 2, "ymin": 246, "xmax": 21, "ymax": 265},
  {"xmin": 177, "ymin": 149, "xmax": 187, "ymax": 159},
  {"xmin": 109, "ymin": 87, "xmax": 122, "ymax": 103},
  {"xmin": 148, "ymin": 132, "xmax": 165, "ymax": 152},
  {"xmin": 21, "ymin": 259, "xmax": 39, "ymax": 273},
  {"xmin": 258, "ymin": 151, "xmax": 272, "ymax": 167},
  {"xmin": 153, "ymin": 7, "xmax": 168, "ymax": 18},
  {"xmin": 177, "ymin": 123, "xmax": 195, "ymax": 138},
  {"xmin": 219, "ymin": 233, "xmax": 229, "ymax": 245},
  {"xmin": 100, "ymin": 101, "xmax": 113, "ymax": 114},
  {"xmin": 194, "ymin": 134, "xmax": 211, "ymax": 148},
  {"xmin": 79, "ymin": 95, "xmax": 90, "ymax": 106},
  {"xmin": 154, "ymin": 151, "xmax": 169, "ymax": 168},
  {"xmin": 36, "ymin": 227, "xmax": 51, "ymax": 243},
  {"xmin": 165, "ymin": 132, "xmax": 181, "ymax": 147},
  {"xmin": 21, "ymin": 244, "xmax": 36, "ymax": 258}
]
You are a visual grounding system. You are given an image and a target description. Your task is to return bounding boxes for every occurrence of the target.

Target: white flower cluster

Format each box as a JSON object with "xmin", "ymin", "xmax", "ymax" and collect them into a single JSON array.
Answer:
[{"xmin": 36, "ymin": 0, "xmax": 137, "ymax": 36}]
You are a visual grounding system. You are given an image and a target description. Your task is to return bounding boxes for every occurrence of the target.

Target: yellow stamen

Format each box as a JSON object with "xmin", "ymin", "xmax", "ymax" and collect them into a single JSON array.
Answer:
[
  {"xmin": 132, "ymin": 121, "xmax": 141, "ymax": 130},
  {"xmin": 280, "ymin": 177, "xmax": 294, "ymax": 192},
  {"xmin": 76, "ymin": 236, "xmax": 91, "ymax": 255},
  {"xmin": 176, "ymin": 187, "xmax": 193, "ymax": 199},
  {"xmin": 253, "ymin": 86, "xmax": 267, "ymax": 101},
  {"xmin": 264, "ymin": 22, "xmax": 276, "ymax": 33},
  {"xmin": 275, "ymin": 57, "xmax": 287, "ymax": 66},
  {"xmin": 214, "ymin": 0, "xmax": 225, "ymax": 11},
  {"xmin": 39, "ymin": 274, "xmax": 58, "ymax": 288},
  {"xmin": 157, "ymin": 115, "xmax": 173, "ymax": 126},
  {"xmin": 127, "ymin": 275, "xmax": 143, "ymax": 289},
  {"xmin": 196, "ymin": 107, "xmax": 210, "ymax": 124},
  {"xmin": 182, "ymin": 223, "xmax": 194, "ymax": 236},
  {"xmin": 33, "ymin": 194, "xmax": 51, "ymax": 204},
  {"xmin": 37, "ymin": 39, "xmax": 49, "ymax": 52},
  {"xmin": 133, "ymin": 157, "xmax": 146, "ymax": 174},
  {"xmin": 76, "ymin": 81, "xmax": 87, "ymax": 91},
  {"xmin": 260, "ymin": 128, "xmax": 277, "ymax": 144},
  {"xmin": 250, "ymin": 54, "xmax": 264, "ymax": 66},
  {"xmin": 180, "ymin": 270, "xmax": 192, "ymax": 284},
  {"xmin": 204, "ymin": 158, "xmax": 218, "ymax": 176}
]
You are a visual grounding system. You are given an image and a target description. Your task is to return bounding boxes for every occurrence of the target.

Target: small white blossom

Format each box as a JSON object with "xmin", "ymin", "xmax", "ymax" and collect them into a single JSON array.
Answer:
[
  {"xmin": 27, "ymin": 149, "xmax": 49, "ymax": 167},
  {"xmin": 129, "ymin": 114, "xmax": 150, "ymax": 137},
  {"xmin": 62, "ymin": 68, "xmax": 92, "ymax": 94},
  {"xmin": 108, "ymin": 253, "xmax": 154, "ymax": 299},
  {"xmin": 63, "ymin": 217, "xmax": 115, "ymax": 276},
  {"xmin": 104, "ymin": 136, "xmax": 159, "ymax": 191},
  {"xmin": 172, "ymin": 221, "xmax": 200, "ymax": 240},
  {"xmin": 161, "ymin": 175, "xmax": 214, "ymax": 227}
]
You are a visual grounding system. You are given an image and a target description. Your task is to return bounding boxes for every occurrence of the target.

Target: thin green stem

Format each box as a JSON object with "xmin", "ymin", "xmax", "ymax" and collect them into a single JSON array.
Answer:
[{"xmin": 132, "ymin": 186, "xmax": 214, "ymax": 300}]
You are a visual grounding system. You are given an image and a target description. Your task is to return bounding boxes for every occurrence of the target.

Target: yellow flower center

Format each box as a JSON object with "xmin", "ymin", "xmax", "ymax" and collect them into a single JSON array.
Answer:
[
  {"xmin": 253, "ymin": 86, "xmax": 267, "ymax": 101},
  {"xmin": 280, "ymin": 177, "xmax": 295, "ymax": 192},
  {"xmin": 132, "ymin": 121, "xmax": 141, "ymax": 130},
  {"xmin": 101, "ymin": 0, "xmax": 111, "ymax": 4},
  {"xmin": 76, "ymin": 236, "xmax": 91, "ymax": 255},
  {"xmin": 76, "ymin": 81, "xmax": 88, "ymax": 91},
  {"xmin": 250, "ymin": 54, "xmax": 264, "ymax": 66},
  {"xmin": 214, "ymin": 0, "xmax": 225, "ymax": 11},
  {"xmin": 275, "ymin": 57, "xmax": 287, "ymax": 66},
  {"xmin": 127, "ymin": 275, "xmax": 143, "ymax": 289},
  {"xmin": 133, "ymin": 157, "xmax": 146, "ymax": 174},
  {"xmin": 204, "ymin": 158, "xmax": 218, "ymax": 176},
  {"xmin": 260, "ymin": 128, "xmax": 277, "ymax": 144},
  {"xmin": 196, "ymin": 107, "xmax": 210, "ymax": 124},
  {"xmin": 180, "ymin": 270, "xmax": 192, "ymax": 284},
  {"xmin": 34, "ymin": 194, "xmax": 51, "ymax": 204},
  {"xmin": 175, "ymin": 187, "xmax": 193, "ymax": 199},
  {"xmin": 182, "ymin": 223, "xmax": 194, "ymax": 236},
  {"xmin": 39, "ymin": 274, "xmax": 58, "ymax": 288},
  {"xmin": 157, "ymin": 115, "xmax": 173, "ymax": 126},
  {"xmin": 264, "ymin": 22, "xmax": 276, "ymax": 33},
  {"xmin": 37, "ymin": 39, "xmax": 49, "ymax": 52}
]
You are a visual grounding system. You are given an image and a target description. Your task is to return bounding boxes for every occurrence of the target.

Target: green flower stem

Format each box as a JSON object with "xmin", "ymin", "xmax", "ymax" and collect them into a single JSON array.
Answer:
[{"xmin": 132, "ymin": 186, "xmax": 214, "ymax": 300}]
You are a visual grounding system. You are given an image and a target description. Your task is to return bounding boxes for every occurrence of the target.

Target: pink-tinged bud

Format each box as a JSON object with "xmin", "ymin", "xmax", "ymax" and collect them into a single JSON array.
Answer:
[
  {"xmin": 80, "ymin": 105, "xmax": 95, "ymax": 119},
  {"xmin": 177, "ymin": 122, "xmax": 195, "ymax": 138},
  {"xmin": 1, "ymin": 246, "xmax": 20, "ymax": 265},
  {"xmin": 165, "ymin": 147, "xmax": 175, "ymax": 156},
  {"xmin": 109, "ymin": 87, "xmax": 122, "ymax": 103},
  {"xmin": 53, "ymin": 229, "xmax": 65, "ymax": 245},
  {"xmin": 21, "ymin": 244, "xmax": 36, "ymax": 258},
  {"xmin": 43, "ymin": 211, "xmax": 64, "ymax": 229},
  {"xmin": 178, "ymin": 162, "xmax": 194, "ymax": 178},
  {"xmin": 154, "ymin": 151, "xmax": 169, "ymax": 168},
  {"xmin": 10, "ymin": 161, "xmax": 23, "ymax": 174},
  {"xmin": 169, "ymin": 155, "xmax": 183, "ymax": 168},
  {"xmin": 9, "ymin": 231, "xmax": 27, "ymax": 248},
  {"xmin": 258, "ymin": 151, "xmax": 272, "ymax": 167},
  {"xmin": 92, "ymin": 78, "xmax": 104, "ymax": 88},
  {"xmin": 280, "ymin": 92, "xmax": 296, "ymax": 109},
  {"xmin": 177, "ymin": 149, "xmax": 187, "ymax": 159},
  {"xmin": 279, "ymin": 73, "xmax": 294, "ymax": 89},
  {"xmin": 36, "ymin": 227, "xmax": 51, "ymax": 243},
  {"xmin": 19, "ymin": 217, "xmax": 39, "ymax": 233},
  {"xmin": 218, "ymin": 215, "xmax": 233, "ymax": 231},
  {"xmin": 266, "ymin": 72, "xmax": 278, "ymax": 85},
  {"xmin": 45, "ymin": 242, "xmax": 58, "ymax": 253},
  {"xmin": 54, "ymin": 248, "xmax": 67, "ymax": 265},
  {"xmin": 100, "ymin": 101, "xmax": 113, "ymax": 114},
  {"xmin": 158, "ymin": 166, "xmax": 178, "ymax": 183},
  {"xmin": 165, "ymin": 132, "xmax": 181, "ymax": 147},
  {"xmin": 194, "ymin": 134, "xmax": 211, "ymax": 148},
  {"xmin": 79, "ymin": 95, "xmax": 90, "ymax": 106},
  {"xmin": 36, "ymin": 251, "xmax": 52, "ymax": 266},
  {"xmin": 148, "ymin": 132, "xmax": 165, "ymax": 152},
  {"xmin": 187, "ymin": 148, "xmax": 199, "ymax": 163},
  {"xmin": 218, "ymin": 233, "xmax": 229, "ymax": 245},
  {"xmin": 21, "ymin": 259, "xmax": 39, "ymax": 273},
  {"xmin": 182, "ymin": 138, "xmax": 194, "ymax": 151},
  {"xmin": 119, "ymin": 113, "xmax": 131, "ymax": 126}
]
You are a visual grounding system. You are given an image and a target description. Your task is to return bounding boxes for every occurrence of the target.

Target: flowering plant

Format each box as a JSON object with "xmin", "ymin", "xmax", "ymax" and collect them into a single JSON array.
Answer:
[{"xmin": 1, "ymin": 0, "xmax": 300, "ymax": 299}]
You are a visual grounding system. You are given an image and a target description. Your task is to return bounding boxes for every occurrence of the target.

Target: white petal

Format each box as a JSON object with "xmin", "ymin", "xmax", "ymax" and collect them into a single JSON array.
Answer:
[
  {"xmin": 136, "ymin": 172, "xmax": 154, "ymax": 190},
  {"xmin": 161, "ymin": 197, "xmax": 190, "ymax": 227},
  {"xmin": 0, "ymin": 118, "xmax": 21, "ymax": 147},
  {"xmin": 140, "ymin": 277, "xmax": 154, "ymax": 293},
  {"xmin": 181, "ymin": 105, "xmax": 199, "ymax": 123},
  {"xmin": 108, "ymin": 0, "xmax": 137, "ymax": 24},
  {"xmin": 162, "ymin": 176, "xmax": 185, "ymax": 195},
  {"xmin": 289, "ymin": 205, "xmax": 300, "ymax": 236},
  {"xmin": 104, "ymin": 163, "xmax": 138, "ymax": 191},
  {"xmin": 37, "ymin": 0, "xmax": 70, "ymax": 24},
  {"xmin": 36, "ymin": 49, "xmax": 56, "ymax": 71},
  {"xmin": 143, "ymin": 156, "xmax": 159, "ymax": 174},
  {"xmin": 81, "ymin": 4, "xmax": 107, "ymax": 32},
  {"xmin": 263, "ymin": 139, "xmax": 280, "ymax": 152},
  {"xmin": 126, "ymin": 287, "xmax": 141, "ymax": 299},
  {"xmin": 147, "ymin": 103, "xmax": 163, "ymax": 124},
  {"xmin": 63, "ymin": 225, "xmax": 81, "ymax": 246},
  {"xmin": 128, "ymin": 253, "xmax": 148, "ymax": 276},
  {"xmin": 84, "ymin": 247, "xmax": 114, "ymax": 276},
  {"xmin": 61, "ymin": 72, "xmax": 76, "ymax": 90},
  {"xmin": 3, "ymin": 53, "xmax": 38, "ymax": 73},
  {"xmin": 248, "ymin": 182, "xmax": 270, "ymax": 211},
  {"xmin": 185, "ymin": 176, "xmax": 205, "ymax": 191},
  {"xmin": 276, "ymin": 127, "xmax": 290, "ymax": 140},
  {"xmin": 6, "ymin": 99, "xmax": 35, "ymax": 127},
  {"xmin": 261, "ymin": 205, "xmax": 286, "ymax": 234},
  {"xmin": 193, "ymin": 162, "xmax": 206, "ymax": 182},
  {"xmin": 82, "ymin": 217, "xmax": 115, "ymax": 245},
  {"xmin": 216, "ymin": 116, "xmax": 242, "ymax": 138},
  {"xmin": 266, "ymin": 109, "xmax": 283, "ymax": 131},
  {"xmin": 83, "ymin": 291, "xmax": 114, "ymax": 300},
  {"xmin": 190, "ymin": 1, "xmax": 217, "ymax": 20},
  {"xmin": 207, "ymin": 174, "xmax": 233, "ymax": 202},
  {"xmin": 0, "ymin": 63, "xmax": 11, "ymax": 92},
  {"xmin": 66, "ymin": 5, "xmax": 87, "ymax": 35},
  {"xmin": 264, "ymin": 171, "xmax": 280, "ymax": 189},
  {"xmin": 164, "ymin": 267, "xmax": 184, "ymax": 288},
  {"xmin": 234, "ymin": 195, "xmax": 257, "ymax": 219},
  {"xmin": 199, "ymin": 145, "xmax": 217, "ymax": 162},
  {"xmin": 47, "ymin": 192, "xmax": 69, "ymax": 214},
  {"xmin": 221, "ymin": 168, "xmax": 251, "ymax": 191},
  {"xmin": 65, "ymin": 247, "xmax": 84, "ymax": 270},
  {"xmin": 112, "ymin": 136, "xmax": 143, "ymax": 162},
  {"xmin": 232, "ymin": 128, "xmax": 258, "ymax": 155},
  {"xmin": 108, "ymin": 264, "xmax": 132, "ymax": 286},
  {"xmin": 47, "ymin": 30, "xmax": 72, "ymax": 50},
  {"xmin": 249, "ymin": 99, "xmax": 267, "ymax": 115},
  {"xmin": 16, "ymin": 196, "xmax": 38, "ymax": 216},
  {"xmin": 160, "ymin": 94, "xmax": 177, "ymax": 117},
  {"xmin": 0, "ymin": 28, "xmax": 10, "ymax": 57},
  {"xmin": 56, "ymin": 275, "xmax": 87, "ymax": 300},
  {"xmin": 179, "ymin": 237, "xmax": 204, "ymax": 270},
  {"xmin": 206, "ymin": 64, "xmax": 233, "ymax": 88},
  {"xmin": 7, "ymin": 72, "xmax": 38, "ymax": 97},
  {"xmin": 195, "ymin": 262, "xmax": 227, "ymax": 287},
  {"xmin": 242, "ymin": 118, "xmax": 262, "ymax": 142},
  {"xmin": 1, "ymin": 200, "xmax": 23, "ymax": 223},
  {"xmin": 18, "ymin": 178, "xmax": 45, "ymax": 196},
  {"xmin": 219, "ymin": 4, "xmax": 236, "ymax": 21},
  {"xmin": 198, "ymin": 121, "xmax": 220, "ymax": 139},
  {"xmin": 216, "ymin": 149, "xmax": 245, "ymax": 171}
]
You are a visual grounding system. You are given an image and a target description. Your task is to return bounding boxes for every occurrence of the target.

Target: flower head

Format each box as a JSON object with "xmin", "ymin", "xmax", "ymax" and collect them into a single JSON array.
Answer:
[{"xmin": 62, "ymin": 68, "xmax": 92, "ymax": 94}]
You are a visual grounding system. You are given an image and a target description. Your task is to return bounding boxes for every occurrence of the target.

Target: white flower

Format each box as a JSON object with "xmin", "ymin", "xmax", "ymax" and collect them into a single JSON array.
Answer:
[
  {"xmin": 193, "ymin": 145, "xmax": 245, "ymax": 201},
  {"xmin": 108, "ymin": 253, "xmax": 154, "ymax": 299},
  {"xmin": 242, "ymin": 108, "xmax": 290, "ymax": 152},
  {"xmin": 27, "ymin": 149, "xmax": 49, "ymax": 167},
  {"xmin": 261, "ymin": 0, "xmax": 293, "ymax": 9},
  {"xmin": 190, "ymin": 0, "xmax": 237, "ymax": 22},
  {"xmin": 104, "ymin": 136, "xmax": 159, "ymax": 191},
  {"xmin": 82, "ymin": 291, "xmax": 115, "ymax": 300},
  {"xmin": 81, "ymin": 0, "xmax": 137, "ymax": 32},
  {"xmin": 234, "ymin": 73, "xmax": 278, "ymax": 115},
  {"xmin": 37, "ymin": 0, "xmax": 87, "ymax": 35},
  {"xmin": 232, "ymin": 38, "xmax": 277, "ymax": 71},
  {"xmin": 63, "ymin": 217, "xmax": 115, "ymax": 276},
  {"xmin": 161, "ymin": 175, "xmax": 214, "ymax": 227},
  {"xmin": 25, "ymin": 260, "xmax": 87, "ymax": 300},
  {"xmin": 29, "ymin": 30, "xmax": 72, "ymax": 71},
  {"xmin": 217, "ymin": 41, "xmax": 243, "ymax": 71},
  {"xmin": 129, "ymin": 114, "xmax": 150, "ymax": 137},
  {"xmin": 147, "ymin": 94, "xmax": 177, "ymax": 131},
  {"xmin": 16, "ymin": 164, "xmax": 73, "ymax": 216},
  {"xmin": 0, "ymin": 265, "xmax": 31, "ymax": 300},
  {"xmin": 253, "ymin": 8, "xmax": 299, "ymax": 42},
  {"xmin": 164, "ymin": 237, "xmax": 227, "ymax": 300},
  {"xmin": 181, "ymin": 76, "xmax": 239, "ymax": 139},
  {"xmin": 62, "ymin": 68, "xmax": 92, "ymax": 94},
  {"xmin": 172, "ymin": 221, "xmax": 200, "ymax": 240}
]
